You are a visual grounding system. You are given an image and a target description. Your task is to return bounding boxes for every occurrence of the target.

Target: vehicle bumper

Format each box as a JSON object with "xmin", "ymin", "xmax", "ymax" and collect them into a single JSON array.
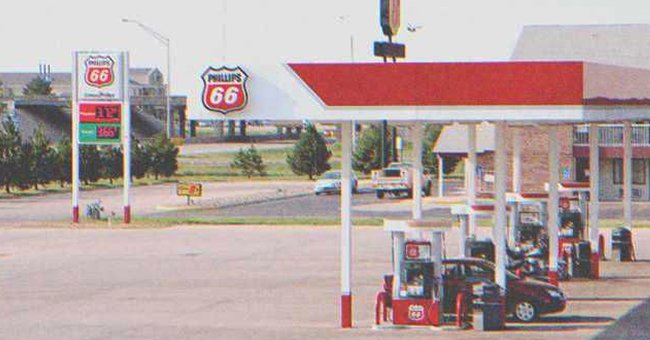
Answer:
[{"xmin": 539, "ymin": 297, "xmax": 567, "ymax": 315}]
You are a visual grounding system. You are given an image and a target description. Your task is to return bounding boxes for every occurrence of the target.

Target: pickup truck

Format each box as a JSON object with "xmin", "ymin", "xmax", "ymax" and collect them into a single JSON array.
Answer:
[{"xmin": 371, "ymin": 162, "xmax": 433, "ymax": 199}]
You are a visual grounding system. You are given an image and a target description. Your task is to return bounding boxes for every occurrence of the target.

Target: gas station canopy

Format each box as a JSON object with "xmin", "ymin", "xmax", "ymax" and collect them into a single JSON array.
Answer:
[{"xmin": 219, "ymin": 61, "xmax": 650, "ymax": 123}]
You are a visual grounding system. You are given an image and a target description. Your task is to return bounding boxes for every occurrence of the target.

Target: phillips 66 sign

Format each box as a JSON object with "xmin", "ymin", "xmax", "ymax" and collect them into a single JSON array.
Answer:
[
  {"xmin": 201, "ymin": 66, "xmax": 249, "ymax": 114},
  {"xmin": 75, "ymin": 52, "xmax": 124, "ymax": 101}
]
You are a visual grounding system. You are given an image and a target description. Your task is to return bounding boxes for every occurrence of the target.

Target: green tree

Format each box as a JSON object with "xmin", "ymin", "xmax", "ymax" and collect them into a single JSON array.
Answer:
[
  {"xmin": 0, "ymin": 119, "xmax": 22, "ymax": 193},
  {"xmin": 353, "ymin": 125, "xmax": 393, "ymax": 174},
  {"xmin": 15, "ymin": 142, "xmax": 34, "ymax": 190},
  {"xmin": 80, "ymin": 145, "xmax": 102, "ymax": 185},
  {"xmin": 231, "ymin": 145, "xmax": 266, "ymax": 178},
  {"xmin": 23, "ymin": 77, "xmax": 52, "ymax": 96},
  {"xmin": 54, "ymin": 137, "xmax": 72, "ymax": 187},
  {"xmin": 131, "ymin": 139, "xmax": 150, "ymax": 180},
  {"xmin": 286, "ymin": 124, "xmax": 331, "ymax": 180},
  {"xmin": 146, "ymin": 134, "xmax": 179, "ymax": 179},
  {"xmin": 101, "ymin": 146, "xmax": 123, "ymax": 185},
  {"xmin": 421, "ymin": 124, "xmax": 460, "ymax": 175},
  {"xmin": 30, "ymin": 126, "xmax": 54, "ymax": 190}
]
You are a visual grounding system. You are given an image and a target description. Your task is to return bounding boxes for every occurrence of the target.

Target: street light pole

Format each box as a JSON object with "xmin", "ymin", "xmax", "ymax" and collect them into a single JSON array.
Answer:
[{"xmin": 122, "ymin": 18, "xmax": 172, "ymax": 138}]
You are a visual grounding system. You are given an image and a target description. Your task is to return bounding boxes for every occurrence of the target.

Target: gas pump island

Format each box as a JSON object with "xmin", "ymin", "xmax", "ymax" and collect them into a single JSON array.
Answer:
[{"xmin": 375, "ymin": 219, "xmax": 489, "ymax": 329}]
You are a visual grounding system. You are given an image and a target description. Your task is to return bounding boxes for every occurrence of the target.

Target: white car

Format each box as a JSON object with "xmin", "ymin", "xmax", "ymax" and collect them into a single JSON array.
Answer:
[{"xmin": 314, "ymin": 171, "xmax": 358, "ymax": 195}]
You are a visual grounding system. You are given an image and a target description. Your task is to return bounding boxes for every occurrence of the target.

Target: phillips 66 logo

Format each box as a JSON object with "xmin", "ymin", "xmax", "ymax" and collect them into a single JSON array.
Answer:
[
  {"xmin": 201, "ymin": 66, "xmax": 249, "ymax": 114},
  {"xmin": 84, "ymin": 55, "xmax": 115, "ymax": 88},
  {"xmin": 407, "ymin": 304, "xmax": 425, "ymax": 321}
]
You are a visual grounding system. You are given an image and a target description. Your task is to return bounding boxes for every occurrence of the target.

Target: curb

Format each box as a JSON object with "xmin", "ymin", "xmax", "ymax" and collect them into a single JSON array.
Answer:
[{"xmin": 156, "ymin": 190, "xmax": 312, "ymax": 212}]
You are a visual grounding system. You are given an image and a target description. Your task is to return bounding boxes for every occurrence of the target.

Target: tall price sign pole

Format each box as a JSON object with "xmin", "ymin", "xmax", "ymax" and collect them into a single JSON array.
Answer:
[{"xmin": 72, "ymin": 51, "xmax": 131, "ymax": 224}]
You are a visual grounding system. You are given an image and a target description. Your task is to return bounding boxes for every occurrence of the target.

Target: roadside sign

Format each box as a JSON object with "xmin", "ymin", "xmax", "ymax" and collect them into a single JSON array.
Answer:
[
  {"xmin": 72, "ymin": 51, "xmax": 131, "ymax": 223},
  {"xmin": 380, "ymin": 0, "xmax": 401, "ymax": 37},
  {"xmin": 177, "ymin": 183, "xmax": 203, "ymax": 197}
]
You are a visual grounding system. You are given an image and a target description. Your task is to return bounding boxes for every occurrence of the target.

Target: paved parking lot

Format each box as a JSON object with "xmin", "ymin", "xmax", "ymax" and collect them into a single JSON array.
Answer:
[{"xmin": 1, "ymin": 225, "xmax": 649, "ymax": 339}]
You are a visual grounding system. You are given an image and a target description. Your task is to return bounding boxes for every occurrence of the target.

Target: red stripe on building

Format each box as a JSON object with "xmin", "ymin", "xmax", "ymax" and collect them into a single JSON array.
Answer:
[{"xmin": 289, "ymin": 62, "xmax": 585, "ymax": 107}]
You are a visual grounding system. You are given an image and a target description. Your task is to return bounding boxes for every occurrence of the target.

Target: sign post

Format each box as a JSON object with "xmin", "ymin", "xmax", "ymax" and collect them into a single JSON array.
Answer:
[{"xmin": 72, "ymin": 51, "xmax": 131, "ymax": 223}]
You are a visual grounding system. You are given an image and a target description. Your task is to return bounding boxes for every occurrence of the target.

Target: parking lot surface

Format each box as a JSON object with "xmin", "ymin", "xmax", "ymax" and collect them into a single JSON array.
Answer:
[{"xmin": 1, "ymin": 225, "xmax": 649, "ymax": 339}]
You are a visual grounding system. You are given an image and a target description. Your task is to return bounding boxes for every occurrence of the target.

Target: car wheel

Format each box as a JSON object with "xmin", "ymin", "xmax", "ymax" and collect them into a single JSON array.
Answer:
[
  {"xmin": 315, "ymin": 192, "xmax": 321, "ymax": 196},
  {"xmin": 513, "ymin": 300, "xmax": 537, "ymax": 322},
  {"xmin": 376, "ymin": 191, "xmax": 385, "ymax": 199}
]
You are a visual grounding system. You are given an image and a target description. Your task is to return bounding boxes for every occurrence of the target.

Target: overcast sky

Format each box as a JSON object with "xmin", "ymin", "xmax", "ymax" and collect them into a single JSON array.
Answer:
[{"xmin": 2, "ymin": 0, "xmax": 650, "ymax": 114}]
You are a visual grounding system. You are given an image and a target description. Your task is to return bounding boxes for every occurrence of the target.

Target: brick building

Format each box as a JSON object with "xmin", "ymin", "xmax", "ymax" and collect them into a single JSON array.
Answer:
[{"xmin": 434, "ymin": 24, "xmax": 650, "ymax": 201}]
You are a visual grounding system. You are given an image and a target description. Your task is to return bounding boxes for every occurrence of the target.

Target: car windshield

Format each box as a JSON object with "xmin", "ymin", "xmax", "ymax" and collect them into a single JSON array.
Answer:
[
  {"xmin": 478, "ymin": 260, "xmax": 519, "ymax": 280},
  {"xmin": 321, "ymin": 172, "xmax": 340, "ymax": 180}
]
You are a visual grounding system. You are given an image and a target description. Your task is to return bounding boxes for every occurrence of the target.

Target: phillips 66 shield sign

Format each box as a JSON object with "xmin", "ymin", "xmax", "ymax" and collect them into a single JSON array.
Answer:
[
  {"xmin": 75, "ymin": 52, "xmax": 124, "ymax": 101},
  {"xmin": 201, "ymin": 66, "xmax": 249, "ymax": 114}
]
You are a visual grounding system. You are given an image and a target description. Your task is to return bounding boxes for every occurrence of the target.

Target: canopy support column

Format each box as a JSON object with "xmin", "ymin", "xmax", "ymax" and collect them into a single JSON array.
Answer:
[
  {"xmin": 512, "ymin": 128, "xmax": 522, "ymax": 193},
  {"xmin": 467, "ymin": 124, "xmax": 478, "ymax": 237},
  {"xmin": 340, "ymin": 121, "xmax": 353, "ymax": 328},
  {"xmin": 494, "ymin": 122, "xmax": 508, "ymax": 290},
  {"xmin": 437, "ymin": 155, "xmax": 444, "ymax": 197},
  {"xmin": 589, "ymin": 124, "xmax": 600, "ymax": 278},
  {"xmin": 623, "ymin": 121, "xmax": 633, "ymax": 228},
  {"xmin": 548, "ymin": 128, "xmax": 560, "ymax": 286},
  {"xmin": 412, "ymin": 124, "xmax": 424, "ymax": 220}
]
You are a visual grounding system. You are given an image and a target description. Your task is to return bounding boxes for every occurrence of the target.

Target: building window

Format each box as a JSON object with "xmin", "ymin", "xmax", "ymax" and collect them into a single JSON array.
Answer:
[{"xmin": 613, "ymin": 158, "xmax": 646, "ymax": 185}]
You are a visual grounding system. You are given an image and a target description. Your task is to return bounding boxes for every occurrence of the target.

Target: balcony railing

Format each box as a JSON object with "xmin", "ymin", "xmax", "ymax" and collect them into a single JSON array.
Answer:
[{"xmin": 573, "ymin": 124, "xmax": 650, "ymax": 146}]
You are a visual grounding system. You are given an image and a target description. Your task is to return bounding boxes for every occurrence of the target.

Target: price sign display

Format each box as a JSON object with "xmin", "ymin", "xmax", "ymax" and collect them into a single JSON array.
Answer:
[{"xmin": 78, "ymin": 102, "xmax": 122, "ymax": 144}]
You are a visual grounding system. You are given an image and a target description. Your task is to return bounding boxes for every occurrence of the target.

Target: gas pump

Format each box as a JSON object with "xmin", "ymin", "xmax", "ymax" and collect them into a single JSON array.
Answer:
[
  {"xmin": 556, "ymin": 182, "xmax": 592, "ymax": 278},
  {"xmin": 375, "ymin": 219, "xmax": 451, "ymax": 328},
  {"xmin": 507, "ymin": 193, "xmax": 548, "ymax": 247}
]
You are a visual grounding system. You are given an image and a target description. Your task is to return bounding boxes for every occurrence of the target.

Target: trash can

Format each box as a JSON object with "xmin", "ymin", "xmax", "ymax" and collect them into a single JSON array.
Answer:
[
  {"xmin": 611, "ymin": 227, "xmax": 633, "ymax": 262},
  {"xmin": 572, "ymin": 241, "xmax": 592, "ymax": 278},
  {"xmin": 472, "ymin": 283, "xmax": 504, "ymax": 331},
  {"xmin": 467, "ymin": 240, "xmax": 495, "ymax": 262}
]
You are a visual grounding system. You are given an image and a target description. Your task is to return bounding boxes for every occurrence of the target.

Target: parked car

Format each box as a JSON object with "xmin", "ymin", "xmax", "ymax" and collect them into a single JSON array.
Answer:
[
  {"xmin": 314, "ymin": 171, "xmax": 358, "ymax": 195},
  {"xmin": 371, "ymin": 162, "xmax": 432, "ymax": 199},
  {"xmin": 442, "ymin": 258, "xmax": 566, "ymax": 322}
]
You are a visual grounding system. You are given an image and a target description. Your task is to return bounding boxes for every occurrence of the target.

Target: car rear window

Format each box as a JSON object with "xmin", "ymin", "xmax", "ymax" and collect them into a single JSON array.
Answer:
[{"xmin": 383, "ymin": 169, "xmax": 402, "ymax": 177}]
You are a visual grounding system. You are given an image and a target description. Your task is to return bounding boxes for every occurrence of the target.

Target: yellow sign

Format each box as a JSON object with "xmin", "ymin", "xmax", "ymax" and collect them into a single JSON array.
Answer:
[{"xmin": 177, "ymin": 183, "xmax": 203, "ymax": 197}]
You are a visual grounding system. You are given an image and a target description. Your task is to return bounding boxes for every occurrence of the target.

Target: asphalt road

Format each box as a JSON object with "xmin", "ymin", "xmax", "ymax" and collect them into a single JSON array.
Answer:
[{"xmin": 154, "ymin": 183, "xmax": 464, "ymax": 220}]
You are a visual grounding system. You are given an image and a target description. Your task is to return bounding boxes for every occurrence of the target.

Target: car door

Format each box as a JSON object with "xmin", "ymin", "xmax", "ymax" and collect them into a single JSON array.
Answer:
[{"xmin": 442, "ymin": 262, "xmax": 463, "ymax": 312}]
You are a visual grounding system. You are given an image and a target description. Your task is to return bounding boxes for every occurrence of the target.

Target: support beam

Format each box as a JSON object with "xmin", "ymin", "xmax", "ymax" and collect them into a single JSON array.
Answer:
[
  {"xmin": 340, "ymin": 121, "xmax": 353, "ymax": 328},
  {"xmin": 623, "ymin": 121, "xmax": 633, "ymax": 227},
  {"xmin": 437, "ymin": 155, "xmax": 444, "ymax": 197},
  {"xmin": 412, "ymin": 125, "xmax": 424, "ymax": 220},
  {"xmin": 494, "ymin": 122, "xmax": 508, "ymax": 289},
  {"xmin": 512, "ymin": 128, "xmax": 522, "ymax": 193},
  {"xmin": 589, "ymin": 124, "xmax": 600, "ymax": 278},
  {"xmin": 547, "ymin": 128, "xmax": 560, "ymax": 286},
  {"xmin": 467, "ymin": 124, "xmax": 478, "ymax": 237}
]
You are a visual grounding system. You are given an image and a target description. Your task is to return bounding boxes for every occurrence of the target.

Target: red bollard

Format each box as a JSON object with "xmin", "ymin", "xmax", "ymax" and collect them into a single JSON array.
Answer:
[
  {"xmin": 548, "ymin": 270, "xmax": 559, "ymax": 287},
  {"xmin": 375, "ymin": 292, "xmax": 385, "ymax": 325},
  {"xmin": 591, "ymin": 252, "xmax": 600, "ymax": 279},
  {"xmin": 341, "ymin": 294, "xmax": 352, "ymax": 328},
  {"xmin": 456, "ymin": 292, "xmax": 466, "ymax": 327}
]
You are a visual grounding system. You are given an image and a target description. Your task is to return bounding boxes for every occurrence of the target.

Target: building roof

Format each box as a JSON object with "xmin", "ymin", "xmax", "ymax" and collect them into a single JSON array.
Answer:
[
  {"xmin": 512, "ymin": 24, "xmax": 650, "ymax": 69},
  {"xmin": 433, "ymin": 23, "xmax": 650, "ymax": 154},
  {"xmin": 432, "ymin": 123, "xmax": 495, "ymax": 155}
]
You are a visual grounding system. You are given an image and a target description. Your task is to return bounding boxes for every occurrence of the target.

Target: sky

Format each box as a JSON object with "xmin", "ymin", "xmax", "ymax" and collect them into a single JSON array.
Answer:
[{"xmin": 2, "ymin": 0, "xmax": 650, "ymax": 115}]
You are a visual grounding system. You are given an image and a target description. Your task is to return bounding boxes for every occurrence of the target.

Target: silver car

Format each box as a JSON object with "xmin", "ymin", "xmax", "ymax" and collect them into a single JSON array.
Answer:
[{"xmin": 314, "ymin": 171, "xmax": 358, "ymax": 195}]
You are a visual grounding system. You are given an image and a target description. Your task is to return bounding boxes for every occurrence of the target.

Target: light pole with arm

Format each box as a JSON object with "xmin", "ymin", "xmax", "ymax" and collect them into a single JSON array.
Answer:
[{"xmin": 122, "ymin": 18, "xmax": 172, "ymax": 138}]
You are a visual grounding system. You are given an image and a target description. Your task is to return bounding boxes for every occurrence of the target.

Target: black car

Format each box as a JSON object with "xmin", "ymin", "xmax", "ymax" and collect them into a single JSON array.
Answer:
[{"xmin": 442, "ymin": 258, "xmax": 566, "ymax": 322}]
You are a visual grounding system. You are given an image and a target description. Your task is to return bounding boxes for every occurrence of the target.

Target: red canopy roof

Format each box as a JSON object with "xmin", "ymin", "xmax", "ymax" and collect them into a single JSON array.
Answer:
[{"xmin": 289, "ymin": 62, "xmax": 585, "ymax": 107}]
